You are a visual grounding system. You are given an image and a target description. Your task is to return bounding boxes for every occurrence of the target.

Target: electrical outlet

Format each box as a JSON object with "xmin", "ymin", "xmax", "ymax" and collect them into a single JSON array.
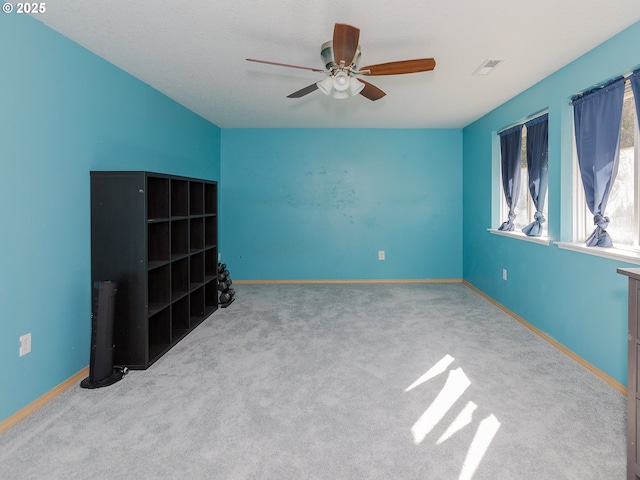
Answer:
[
  {"xmin": 502, "ymin": 269, "xmax": 508, "ymax": 281},
  {"xmin": 378, "ymin": 250, "xmax": 385, "ymax": 261},
  {"xmin": 19, "ymin": 333, "xmax": 31, "ymax": 357}
]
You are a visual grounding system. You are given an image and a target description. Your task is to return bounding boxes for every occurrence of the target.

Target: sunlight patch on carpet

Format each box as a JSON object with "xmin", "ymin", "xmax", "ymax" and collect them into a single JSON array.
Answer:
[
  {"xmin": 408, "ymin": 355, "xmax": 502, "ymax": 479},
  {"xmin": 405, "ymin": 354, "xmax": 455, "ymax": 392},
  {"xmin": 411, "ymin": 367, "xmax": 470, "ymax": 445},
  {"xmin": 458, "ymin": 414, "xmax": 501, "ymax": 480},
  {"xmin": 436, "ymin": 401, "xmax": 478, "ymax": 445}
]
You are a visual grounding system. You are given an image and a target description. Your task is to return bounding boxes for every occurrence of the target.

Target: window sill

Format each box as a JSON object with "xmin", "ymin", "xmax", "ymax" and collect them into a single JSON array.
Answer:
[
  {"xmin": 555, "ymin": 241, "xmax": 640, "ymax": 265},
  {"xmin": 487, "ymin": 228, "xmax": 551, "ymax": 246}
]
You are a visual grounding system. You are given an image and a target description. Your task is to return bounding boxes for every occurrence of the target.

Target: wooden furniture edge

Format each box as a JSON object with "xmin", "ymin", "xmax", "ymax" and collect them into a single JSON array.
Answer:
[
  {"xmin": 462, "ymin": 280, "xmax": 627, "ymax": 395},
  {"xmin": 0, "ymin": 366, "xmax": 89, "ymax": 434}
]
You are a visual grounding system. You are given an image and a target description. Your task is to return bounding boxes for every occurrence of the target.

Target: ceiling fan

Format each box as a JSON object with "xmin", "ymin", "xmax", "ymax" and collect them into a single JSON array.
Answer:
[{"xmin": 246, "ymin": 23, "xmax": 436, "ymax": 101}]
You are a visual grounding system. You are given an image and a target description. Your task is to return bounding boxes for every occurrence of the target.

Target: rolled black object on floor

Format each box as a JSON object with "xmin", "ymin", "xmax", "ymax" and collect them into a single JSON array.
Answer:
[{"xmin": 80, "ymin": 281, "xmax": 127, "ymax": 389}]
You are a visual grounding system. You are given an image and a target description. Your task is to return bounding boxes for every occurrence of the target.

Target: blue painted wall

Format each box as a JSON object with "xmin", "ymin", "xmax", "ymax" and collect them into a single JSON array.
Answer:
[
  {"xmin": 220, "ymin": 129, "xmax": 463, "ymax": 280},
  {"xmin": 0, "ymin": 16, "xmax": 220, "ymax": 422},
  {"xmin": 463, "ymin": 21, "xmax": 640, "ymax": 386},
  {"xmin": 3, "ymin": 10, "xmax": 638, "ymax": 426}
]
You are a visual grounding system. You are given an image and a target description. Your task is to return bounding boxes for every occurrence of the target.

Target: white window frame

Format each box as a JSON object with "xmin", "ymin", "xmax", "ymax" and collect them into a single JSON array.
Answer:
[
  {"xmin": 557, "ymin": 79, "xmax": 640, "ymax": 264},
  {"xmin": 490, "ymin": 113, "xmax": 550, "ymax": 244}
]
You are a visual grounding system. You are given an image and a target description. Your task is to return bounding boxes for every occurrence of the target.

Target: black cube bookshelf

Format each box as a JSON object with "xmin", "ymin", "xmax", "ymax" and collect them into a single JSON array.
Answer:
[{"xmin": 91, "ymin": 171, "xmax": 218, "ymax": 369}]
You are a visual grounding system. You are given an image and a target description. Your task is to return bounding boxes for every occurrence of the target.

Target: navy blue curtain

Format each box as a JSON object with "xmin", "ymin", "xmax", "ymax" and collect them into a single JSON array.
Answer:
[
  {"xmin": 630, "ymin": 70, "xmax": 640, "ymax": 124},
  {"xmin": 522, "ymin": 114, "xmax": 549, "ymax": 237},
  {"xmin": 572, "ymin": 77, "xmax": 625, "ymax": 247},
  {"xmin": 498, "ymin": 125, "xmax": 523, "ymax": 231}
]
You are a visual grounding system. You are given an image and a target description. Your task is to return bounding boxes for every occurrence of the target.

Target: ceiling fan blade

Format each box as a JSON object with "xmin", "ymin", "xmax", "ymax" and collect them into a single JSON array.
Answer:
[
  {"xmin": 358, "ymin": 79, "xmax": 386, "ymax": 101},
  {"xmin": 333, "ymin": 23, "xmax": 360, "ymax": 66},
  {"xmin": 246, "ymin": 58, "xmax": 324, "ymax": 73},
  {"xmin": 359, "ymin": 58, "xmax": 436, "ymax": 76},
  {"xmin": 287, "ymin": 83, "xmax": 319, "ymax": 98}
]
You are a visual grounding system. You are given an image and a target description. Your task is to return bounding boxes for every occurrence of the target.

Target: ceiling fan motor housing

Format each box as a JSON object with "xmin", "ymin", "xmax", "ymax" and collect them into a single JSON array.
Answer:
[{"xmin": 320, "ymin": 41, "xmax": 361, "ymax": 72}]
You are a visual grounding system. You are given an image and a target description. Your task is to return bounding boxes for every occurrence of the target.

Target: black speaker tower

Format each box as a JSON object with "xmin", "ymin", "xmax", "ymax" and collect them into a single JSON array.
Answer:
[{"xmin": 81, "ymin": 281, "xmax": 127, "ymax": 389}]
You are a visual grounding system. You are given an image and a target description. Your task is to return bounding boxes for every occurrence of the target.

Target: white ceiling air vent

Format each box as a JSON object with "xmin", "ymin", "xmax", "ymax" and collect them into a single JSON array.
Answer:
[{"xmin": 473, "ymin": 59, "xmax": 504, "ymax": 75}]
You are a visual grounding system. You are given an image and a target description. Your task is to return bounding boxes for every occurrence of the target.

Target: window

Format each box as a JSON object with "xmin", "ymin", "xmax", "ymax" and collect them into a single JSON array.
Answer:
[
  {"xmin": 498, "ymin": 119, "xmax": 549, "ymax": 236},
  {"xmin": 573, "ymin": 83, "xmax": 639, "ymax": 250},
  {"xmin": 500, "ymin": 126, "xmax": 529, "ymax": 230}
]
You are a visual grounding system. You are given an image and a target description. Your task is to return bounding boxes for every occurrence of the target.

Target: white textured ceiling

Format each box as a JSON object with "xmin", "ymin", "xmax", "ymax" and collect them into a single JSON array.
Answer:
[{"xmin": 31, "ymin": 0, "xmax": 640, "ymax": 128}]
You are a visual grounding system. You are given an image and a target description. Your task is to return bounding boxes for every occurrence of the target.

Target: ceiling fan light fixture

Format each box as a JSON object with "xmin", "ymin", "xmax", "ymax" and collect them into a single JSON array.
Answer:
[
  {"xmin": 317, "ymin": 76, "xmax": 334, "ymax": 95},
  {"xmin": 332, "ymin": 71, "xmax": 350, "ymax": 92}
]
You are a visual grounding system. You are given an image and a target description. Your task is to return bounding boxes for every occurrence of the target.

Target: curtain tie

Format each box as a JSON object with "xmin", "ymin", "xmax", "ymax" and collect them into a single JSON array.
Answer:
[
  {"xmin": 498, "ymin": 210, "xmax": 516, "ymax": 231},
  {"xmin": 534, "ymin": 211, "xmax": 546, "ymax": 223},
  {"xmin": 522, "ymin": 211, "xmax": 545, "ymax": 237},
  {"xmin": 586, "ymin": 215, "xmax": 612, "ymax": 247},
  {"xmin": 593, "ymin": 214, "xmax": 610, "ymax": 229}
]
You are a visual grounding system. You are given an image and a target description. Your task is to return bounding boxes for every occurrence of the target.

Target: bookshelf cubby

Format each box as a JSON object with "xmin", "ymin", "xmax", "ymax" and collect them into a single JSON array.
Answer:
[
  {"xmin": 171, "ymin": 179, "xmax": 189, "ymax": 217},
  {"xmin": 190, "ymin": 217, "xmax": 204, "ymax": 252},
  {"xmin": 91, "ymin": 171, "xmax": 218, "ymax": 369}
]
